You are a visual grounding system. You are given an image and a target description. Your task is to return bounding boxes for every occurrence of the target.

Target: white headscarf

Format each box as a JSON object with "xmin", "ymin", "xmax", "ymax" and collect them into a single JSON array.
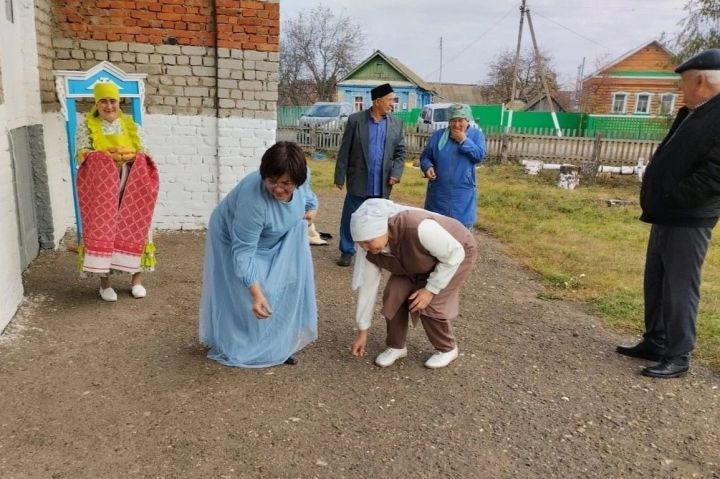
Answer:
[{"xmin": 350, "ymin": 199, "xmax": 419, "ymax": 289}]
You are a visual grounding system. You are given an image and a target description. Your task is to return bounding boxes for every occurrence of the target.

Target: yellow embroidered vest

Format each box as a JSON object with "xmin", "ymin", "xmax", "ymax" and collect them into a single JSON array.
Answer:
[{"xmin": 86, "ymin": 112, "xmax": 142, "ymax": 153}]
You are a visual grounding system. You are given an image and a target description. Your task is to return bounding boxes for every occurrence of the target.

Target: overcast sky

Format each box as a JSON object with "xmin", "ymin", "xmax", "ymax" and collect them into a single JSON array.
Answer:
[{"xmin": 279, "ymin": 0, "xmax": 687, "ymax": 89}]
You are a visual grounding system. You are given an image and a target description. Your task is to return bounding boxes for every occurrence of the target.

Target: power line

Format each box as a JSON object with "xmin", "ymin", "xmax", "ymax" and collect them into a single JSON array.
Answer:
[
  {"xmin": 530, "ymin": 8, "xmax": 612, "ymax": 51},
  {"xmin": 422, "ymin": 6, "xmax": 516, "ymax": 80}
]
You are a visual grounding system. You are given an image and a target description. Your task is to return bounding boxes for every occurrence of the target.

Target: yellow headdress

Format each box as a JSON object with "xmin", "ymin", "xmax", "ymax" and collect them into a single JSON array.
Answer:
[{"xmin": 93, "ymin": 82, "xmax": 120, "ymax": 103}]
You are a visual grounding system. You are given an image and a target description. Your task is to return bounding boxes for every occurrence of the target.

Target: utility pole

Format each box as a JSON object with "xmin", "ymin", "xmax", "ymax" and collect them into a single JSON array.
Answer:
[
  {"xmin": 575, "ymin": 57, "xmax": 585, "ymax": 111},
  {"xmin": 439, "ymin": 36, "xmax": 443, "ymax": 82},
  {"xmin": 525, "ymin": 8, "xmax": 557, "ymax": 116},
  {"xmin": 508, "ymin": 1, "xmax": 562, "ymax": 136},
  {"xmin": 509, "ymin": 0, "xmax": 526, "ymax": 106}
]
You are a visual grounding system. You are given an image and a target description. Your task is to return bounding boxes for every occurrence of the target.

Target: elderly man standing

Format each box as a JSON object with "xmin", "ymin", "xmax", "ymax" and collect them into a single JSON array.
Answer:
[
  {"xmin": 616, "ymin": 49, "xmax": 720, "ymax": 378},
  {"xmin": 334, "ymin": 83, "xmax": 406, "ymax": 267}
]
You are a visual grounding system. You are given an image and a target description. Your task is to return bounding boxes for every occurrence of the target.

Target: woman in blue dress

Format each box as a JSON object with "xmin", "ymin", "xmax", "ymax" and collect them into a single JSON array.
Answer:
[
  {"xmin": 420, "ymin": 103, "xmax": 486, "ymax": 229},
  {"xmin": 199, "ymin": 141, "xmax": 318, "ymax": 367}
]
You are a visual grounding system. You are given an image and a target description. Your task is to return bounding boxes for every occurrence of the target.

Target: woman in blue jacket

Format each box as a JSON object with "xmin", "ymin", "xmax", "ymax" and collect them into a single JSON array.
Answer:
[{"xmin": 420, "ymin": 103, "xmax": 486, "ymax": 228}]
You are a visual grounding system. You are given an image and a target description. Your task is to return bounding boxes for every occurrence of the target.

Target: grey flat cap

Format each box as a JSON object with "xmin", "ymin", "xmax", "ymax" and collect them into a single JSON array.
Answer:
[{"xmin": 675, "ymin": 49, "xmax": 720, "ymax": 73}]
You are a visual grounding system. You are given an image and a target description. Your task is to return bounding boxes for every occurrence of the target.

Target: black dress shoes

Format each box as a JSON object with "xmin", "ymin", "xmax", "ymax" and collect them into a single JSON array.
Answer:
[
  {"xmin": 283, "ymin": 355, "xmax": 298, "ymax": 366},
  {"xmin": 336, "ymin": 253, "xmax": 353, "ymax": 267},
  {"xmin": 641, "ymin": 359, "xmax": 689, "ymax": 379},
  {"xmin": 616, "ymin": 342, "xmax": 663, "ymax": 362}
]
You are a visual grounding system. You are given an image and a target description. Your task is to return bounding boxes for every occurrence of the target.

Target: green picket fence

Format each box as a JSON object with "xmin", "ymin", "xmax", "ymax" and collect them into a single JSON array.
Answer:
[
  {"xmin": 585, "ymin": 115, "xmax": 671, "ymax": 141},
  {"xmin": 277, "ymin": 106, "xmax": 308, "ymax": 127},
  {"xmin": 276, "ymin": 105, "xmax": 671, "ymax": 140}
]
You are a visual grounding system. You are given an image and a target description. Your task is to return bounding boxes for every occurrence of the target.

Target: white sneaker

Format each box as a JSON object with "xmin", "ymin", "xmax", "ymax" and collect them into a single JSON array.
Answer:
[
  {"xmin": 424, "ymin": 347, "xmax": 459, "ymax": 369},
  {"xmin": 131, "ymin": 284, "xmax": 147, "ymax": 299},
  {"xmin": 99, "ymin": 287, "xmax": 118, "ymax": 302},
  {"xmin": 375, "ymin": 347, "xmax": 407, "ymax": 367}
]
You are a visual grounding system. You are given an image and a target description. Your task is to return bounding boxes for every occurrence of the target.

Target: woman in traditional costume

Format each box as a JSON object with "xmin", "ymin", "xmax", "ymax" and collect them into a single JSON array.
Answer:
[
  {"xmin": 420, "ymin": 103, "xmax": 486, "ymax": 229},
  {"xmin": 75, "ymin": 81, "xmax": 159, "ymax": 302},
  {"xmin": 199, "ymin": 141, "xmax": 318, "ymax": 368},
  {"xmin": 349, "ymin": 199, "xmax": 477, "ymax": 369}
]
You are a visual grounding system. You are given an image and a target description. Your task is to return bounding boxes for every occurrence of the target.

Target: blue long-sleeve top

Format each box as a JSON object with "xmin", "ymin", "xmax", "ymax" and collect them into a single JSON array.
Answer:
[{"xmin": 420, "ymin": 126, "xmax": 486, "ymax": 227}]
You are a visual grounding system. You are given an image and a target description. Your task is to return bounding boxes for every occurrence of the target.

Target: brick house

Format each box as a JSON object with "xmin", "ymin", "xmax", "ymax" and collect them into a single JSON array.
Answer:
[
  {"xmin": 0, "ymin": 0, "xmax": 280, "ymax": 330},
  {"xmin": 581, "ymin": 40, "xmax": 682, "ymax": 116}
]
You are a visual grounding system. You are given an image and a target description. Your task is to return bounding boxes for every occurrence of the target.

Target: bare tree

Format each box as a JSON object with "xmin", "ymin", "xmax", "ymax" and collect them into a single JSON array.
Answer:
[
  {"xmin": 673, "ymin": 0, "xmax": 720, "ymax": 61},
  {"xmin": 279, "ymin": 5, "xmax": 365, "ymax": 105},
  {"xmin": 479, "ymin": 48, "xmax": 560, "ymax": 105}
]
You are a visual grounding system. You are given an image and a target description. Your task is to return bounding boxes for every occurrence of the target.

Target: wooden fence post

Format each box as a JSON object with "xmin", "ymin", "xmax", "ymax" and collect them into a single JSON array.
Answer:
[
  {"xmin": 580, "ymin": 132, "xmax": 603, "ymax": 176},
  {"xmin": 500, "ymin": 133, "xmax": 511, "ymax": 164}
]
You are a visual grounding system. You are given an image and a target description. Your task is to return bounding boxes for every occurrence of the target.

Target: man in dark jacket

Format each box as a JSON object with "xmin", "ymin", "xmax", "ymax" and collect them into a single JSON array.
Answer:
[
  {"xmin": 616, "ymin": 49, "xmax": 720, "ymax": 378},
  {"xmin": 334, "ymin": 83, "xmax": 406, "ymax": 267}
]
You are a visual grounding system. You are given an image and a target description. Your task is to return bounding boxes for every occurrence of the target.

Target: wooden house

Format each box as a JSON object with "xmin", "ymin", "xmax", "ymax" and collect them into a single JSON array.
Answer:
[
  {"xmin": 581, "ymin": 40, "xmax": 682, "ymax": 116},
  {"xmin": 428, "ymin": 82, "xmax": 485, "ymax": 104},
  {"xmin": 522, "ymin": 92, "xmax": 568, "ymax": 112},
  {"xmin": 335, "ymin": 50, "xmax": 435, "ymax": 112}
]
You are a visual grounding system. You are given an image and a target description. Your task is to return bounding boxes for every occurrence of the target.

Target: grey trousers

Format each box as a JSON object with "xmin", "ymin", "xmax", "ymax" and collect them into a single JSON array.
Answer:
[{"xmin": 643, "ymin": 224, "xmax": 713, "ymax": 360}]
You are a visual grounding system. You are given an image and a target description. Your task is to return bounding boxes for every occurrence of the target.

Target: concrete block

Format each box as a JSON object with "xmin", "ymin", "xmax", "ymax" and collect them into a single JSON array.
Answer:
[{"xmin": 108, "ymin": 42, "xmax": 129, "ymax": 52}]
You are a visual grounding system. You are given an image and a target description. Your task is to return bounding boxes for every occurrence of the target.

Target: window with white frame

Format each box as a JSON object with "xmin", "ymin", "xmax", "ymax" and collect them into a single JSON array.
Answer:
[
  {"xmin": 658, "ymin": 92, "xmax": 676, "ymax": 115},
  {"xmin": 635, "ymin": 92, "xmax": 651, "ymax": 114},
  {"xmin": 611, "ymin": 92, "xmax": 628, "ymax": 114},
  {"xmin": 354, "ymin": 96, "xmax": 364, "ymax": 112},
  {"xmin": 392, "ymin": 97, "xmax": 400, "ymax": 112}
]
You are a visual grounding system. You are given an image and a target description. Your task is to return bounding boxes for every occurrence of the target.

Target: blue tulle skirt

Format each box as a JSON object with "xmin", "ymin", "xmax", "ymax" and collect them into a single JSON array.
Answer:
[{"xmin": 199, "ymin": 213, "xmax": 317, "ymax": 368}]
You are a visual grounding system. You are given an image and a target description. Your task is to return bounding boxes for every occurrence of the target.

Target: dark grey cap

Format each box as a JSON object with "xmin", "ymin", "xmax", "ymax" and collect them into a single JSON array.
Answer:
[{"xmin": 675, "ymin": 49, "xmax": 720, "ymax": 73}]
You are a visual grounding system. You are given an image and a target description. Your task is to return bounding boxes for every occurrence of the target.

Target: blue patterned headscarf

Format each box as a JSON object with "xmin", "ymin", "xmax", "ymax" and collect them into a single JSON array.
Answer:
[{"xmin": 438, "ymin": 103, "xmax": 473, "ymax": 150}]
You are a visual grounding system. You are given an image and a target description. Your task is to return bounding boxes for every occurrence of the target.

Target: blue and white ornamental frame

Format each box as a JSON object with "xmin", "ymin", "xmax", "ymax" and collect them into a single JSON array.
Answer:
[{"xmin": 53, "ymin": 61, "xmax": 147, "ymax": 240}]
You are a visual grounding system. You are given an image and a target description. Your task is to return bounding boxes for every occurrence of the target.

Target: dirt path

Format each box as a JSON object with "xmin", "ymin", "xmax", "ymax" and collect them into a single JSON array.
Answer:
[{"xmin": 1, "ymin": 190, "xmax": 719, "ymax": 479}]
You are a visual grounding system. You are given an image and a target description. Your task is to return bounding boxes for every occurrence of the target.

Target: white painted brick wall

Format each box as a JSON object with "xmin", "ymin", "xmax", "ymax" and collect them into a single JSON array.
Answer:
[
  {"xmin": 143, "ymin": 114, "xmax": 276, "ymax": 228},
  {"xmin": 43, "ymin": 112, "xmax": 77, "ymax": 240},
  {"xmin": 0, "ymin": 2, "xmax": 43, "ymax": 331},
  {"xmin": 0, "ymin": 105, "xmax": 25, "ymax": 332},
  {"xmin": 35, "ymin": 113, "xmax": 278, "ymax": 248},
  {"xmin": 217, "ymin": 116, "xmax": 277, "ymax": 197}
]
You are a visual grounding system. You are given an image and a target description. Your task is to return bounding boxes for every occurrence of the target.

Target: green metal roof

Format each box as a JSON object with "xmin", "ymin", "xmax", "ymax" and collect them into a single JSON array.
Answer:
[{"xmin": 607, "ymin": 70, "xmax": 679, "ymax": 78}]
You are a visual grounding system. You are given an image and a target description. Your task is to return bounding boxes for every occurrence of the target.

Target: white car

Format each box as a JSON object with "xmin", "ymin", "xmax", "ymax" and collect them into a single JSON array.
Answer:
[
  {"xmin": 417, "ymin": 102, "xmax": 479, "ymax": 132},
  {"xmin": 298, "ymin": 102, "xmax": 354, "ymax": 129}
]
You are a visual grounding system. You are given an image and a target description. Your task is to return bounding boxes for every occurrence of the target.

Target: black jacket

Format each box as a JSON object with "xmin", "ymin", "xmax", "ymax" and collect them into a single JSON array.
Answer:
[{"xmin": 640, "ymin": 94, "xmax": 720, "ymax": 226}]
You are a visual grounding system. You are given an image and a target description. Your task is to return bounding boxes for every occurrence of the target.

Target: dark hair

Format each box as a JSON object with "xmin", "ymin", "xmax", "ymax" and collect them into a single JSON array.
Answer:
[{"xmin": 259, "ymin": 141, "xmax": 307, "ymax": 186}]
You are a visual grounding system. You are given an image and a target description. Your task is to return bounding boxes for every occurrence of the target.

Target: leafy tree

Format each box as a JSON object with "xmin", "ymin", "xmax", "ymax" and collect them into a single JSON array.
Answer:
[
  {"xmin": 674, "ymin": 0, "xmax": 720, "ymax": 61},
  {"xmin": 479, "ymin": 48, "xmax": 560, "ymax": 106},
  {"xmin": 279, "ymin": 5, "xmax": 365, "ymax": 105}
]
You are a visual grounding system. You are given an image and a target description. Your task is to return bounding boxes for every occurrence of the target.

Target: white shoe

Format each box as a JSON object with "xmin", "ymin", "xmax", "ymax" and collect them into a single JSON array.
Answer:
[
  {"xmin": 424, "ymin": 347, "xmax": 459, "ymax": 369},
  {"xmin": 99, "ymin": 287, "xmax": 118, "ymax": 302},
  {"xmin": 131, "ymin": 284, "xmax": 147, "ymax": 299},
  {"xmin": 375, "ymin": 347, "xmax": 407, "ymax": 367}
]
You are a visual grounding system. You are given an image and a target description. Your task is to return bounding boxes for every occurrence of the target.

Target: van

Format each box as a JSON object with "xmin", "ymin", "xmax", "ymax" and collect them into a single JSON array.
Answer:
[{"xmin": 417, "ymin": 102, "xmax": 478, "ymax": 131}]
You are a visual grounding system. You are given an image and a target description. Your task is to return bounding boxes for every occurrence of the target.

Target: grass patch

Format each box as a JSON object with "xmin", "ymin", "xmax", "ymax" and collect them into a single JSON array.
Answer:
[{"xmin": 308, "ymin": 154, "xmax": 720, "ymax": 369}]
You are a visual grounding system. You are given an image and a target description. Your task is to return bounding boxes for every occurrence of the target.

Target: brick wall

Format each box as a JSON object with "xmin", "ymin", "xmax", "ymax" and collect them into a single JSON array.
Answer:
[
  {"xmin": 35, "ymin": 0, "xmax": 56, "ymax": 111},
  {"xmin": 43, "ymin": 0, "xmax": 280, "ymax": 234},
  {"xmin": 53, "ymin": 0, "xmax": 278, "ymax": 50},
  {"xmin": 47, "ymin": 0, "xmax": 279, "ymax": 119},
  {"xmin": 0, "ymin": 104, "xmax": 25, "ymax": 331},
  {"xmin": 142, "ymin": 113, "xmax": 276, "ymax": 228},
  {"xmin": 52, "ymin": 39, "xmax": 278, "ymax": 118}
]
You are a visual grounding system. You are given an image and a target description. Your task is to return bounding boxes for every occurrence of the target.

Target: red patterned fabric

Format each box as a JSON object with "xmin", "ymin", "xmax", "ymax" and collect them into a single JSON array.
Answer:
[{"xmin": 77, "ymin": 152, "xmax": 159, "ymax": 273}]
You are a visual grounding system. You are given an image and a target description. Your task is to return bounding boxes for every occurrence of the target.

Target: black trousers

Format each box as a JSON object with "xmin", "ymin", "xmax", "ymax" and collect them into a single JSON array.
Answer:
[{"xmin": 643, "ymin": 224, "xmax": 713, "ymax": 360}]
